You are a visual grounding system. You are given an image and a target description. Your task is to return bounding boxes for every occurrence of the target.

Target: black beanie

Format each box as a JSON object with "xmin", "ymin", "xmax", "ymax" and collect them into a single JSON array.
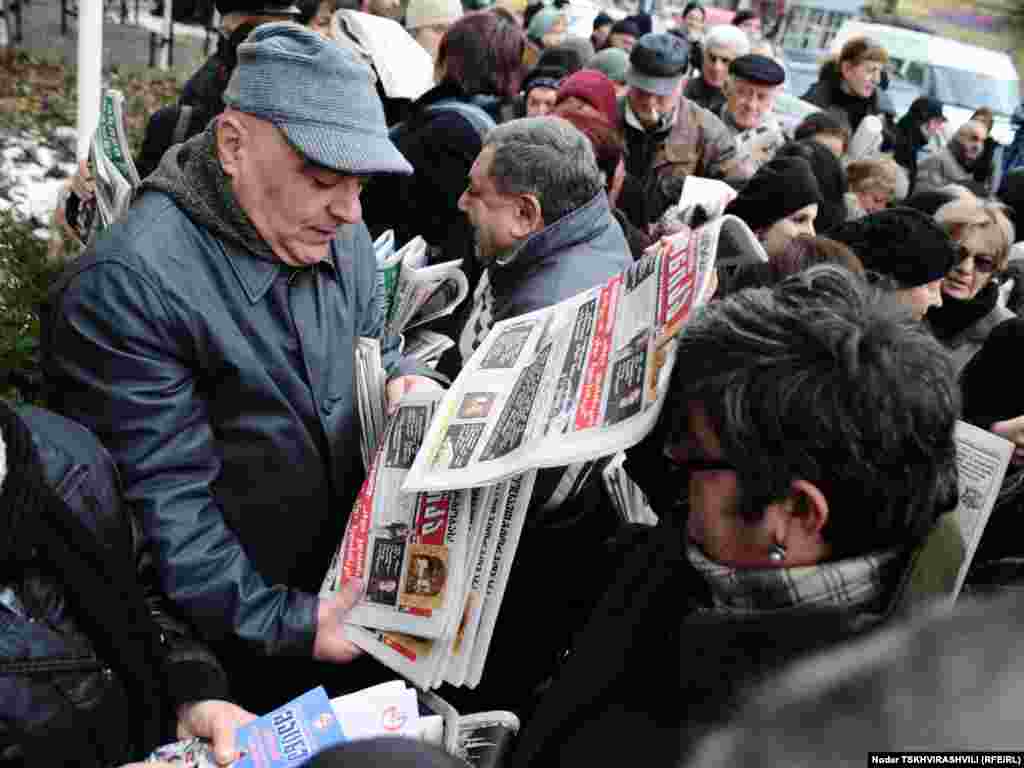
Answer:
[
  {"xmin": 904, "ymin": 189, "xmax": 958, "ymax": 218},
  {"xmin": 829, "ymin": 206, "xmax": 956, "ymax": 288},
  {"xmin": 961, "ymin": 317, "xmax": 1024, "ymax": 431},
  {"xmin": 214, "ymin": 0, "xmax": 300, "ymax": 16},
  {"xmin": 724, "ymin": 156, "xmax": 821, "ymax": 233},
  {"xmin": 775, "ymin": 139, "xmax": 848, "ymax": 235}
]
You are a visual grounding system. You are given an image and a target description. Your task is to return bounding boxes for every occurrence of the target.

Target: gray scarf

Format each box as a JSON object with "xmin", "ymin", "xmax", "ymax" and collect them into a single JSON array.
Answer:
[{"xmin": 141, "ymin": 126, "xmax": 277, "ymax": 262}]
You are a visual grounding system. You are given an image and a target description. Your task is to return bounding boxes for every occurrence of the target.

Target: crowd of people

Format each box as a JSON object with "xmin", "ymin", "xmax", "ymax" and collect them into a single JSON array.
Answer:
[{"xmin": 7, "ymin": 0, "xmax": 1024, "ymax": 765}]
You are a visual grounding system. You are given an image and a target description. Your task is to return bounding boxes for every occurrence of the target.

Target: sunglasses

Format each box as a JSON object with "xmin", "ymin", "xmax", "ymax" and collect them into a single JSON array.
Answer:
[{"xmin": 957, "ymin": 246, "xmax": 997, "ymax": 274}]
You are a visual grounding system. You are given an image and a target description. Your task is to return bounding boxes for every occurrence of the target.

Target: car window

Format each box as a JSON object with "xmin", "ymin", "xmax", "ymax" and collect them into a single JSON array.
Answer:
[{"xmin": 931, "ymin": 65, "xmax": 1021, "ymax": 115}]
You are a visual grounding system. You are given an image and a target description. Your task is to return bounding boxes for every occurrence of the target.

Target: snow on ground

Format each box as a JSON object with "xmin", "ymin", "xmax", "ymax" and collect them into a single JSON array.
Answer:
[{"xmin": 0, "ymin": 126, "xmax": 79, "ymax": 239}]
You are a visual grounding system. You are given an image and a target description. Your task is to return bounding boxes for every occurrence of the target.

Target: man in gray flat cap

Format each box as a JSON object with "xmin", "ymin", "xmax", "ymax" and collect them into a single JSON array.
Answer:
[
  {"xmin": 618, "ymin": 32, "xmax": 751, "ymax": 227},
  {"xmin": 44, "ymin": 23, "xmax": 443, "ymax": 711},
  {"xmin": 716, "ymin": 53, "xmax": 787, "ymax": 172}
]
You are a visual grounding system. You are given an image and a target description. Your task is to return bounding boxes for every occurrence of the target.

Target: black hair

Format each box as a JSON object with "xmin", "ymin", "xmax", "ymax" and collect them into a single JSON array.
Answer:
[{"xmin": 663, "ymin": 265, "xmax": 959, "ymax": 559}]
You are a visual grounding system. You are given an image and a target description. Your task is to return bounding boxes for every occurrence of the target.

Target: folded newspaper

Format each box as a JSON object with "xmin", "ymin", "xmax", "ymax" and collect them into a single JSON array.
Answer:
[
  {"xmin": 322, "ymin": 392, "xmax": 536, "ymax": 690},
  {"xmin": 355, "ymin": 337, "xmax": 387, "ymax": 470},
  {"xmin": 72, "ymin": 89, "xmax": 141, "ymax": 245},
  {"xmin": 399, "ymin": 215, "xmax": 766, "ymax": 494},
  {"xmin": 148, "ymin": 682, "xmax": 519, "ymax": 767},
  {"xmin": 374, "ymin": 230, "xmax": 469, "ymax": 366}
]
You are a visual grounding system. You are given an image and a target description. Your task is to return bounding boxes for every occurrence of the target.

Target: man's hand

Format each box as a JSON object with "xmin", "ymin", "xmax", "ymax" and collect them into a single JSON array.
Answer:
[
  {"xmin": 70, "ymin": 158, "xmax": 96, "ymax": 201},
  {"xmin": 992, "ymin": 415, "xmax": 1024, "ymax": 465},
  {"xmin": 176, "ymin": 700, "xmax": 257, "ymax": 766},
  {"xmin": 312, "ymin": 578, "xmax": 366, "ymax": 663},
  {"xmin": 386, "ymin": 375, "xmax": 445, "ymax": 415}
]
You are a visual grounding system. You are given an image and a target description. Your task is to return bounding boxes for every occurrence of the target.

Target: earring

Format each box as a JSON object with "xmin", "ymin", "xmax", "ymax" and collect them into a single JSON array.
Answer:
[{"xmin": 768, "ymin": 542, "xmax": 787, "ymax": 563}]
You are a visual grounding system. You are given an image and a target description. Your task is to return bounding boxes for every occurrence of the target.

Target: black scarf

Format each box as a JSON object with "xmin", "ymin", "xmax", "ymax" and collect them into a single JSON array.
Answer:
[
  {"xmin": 0, "ymin": 404, "xmax": 168, "ymax": 757},
  {"xmin": 928, "ymin": 281, "xmax": 999, "ymax": 341}
]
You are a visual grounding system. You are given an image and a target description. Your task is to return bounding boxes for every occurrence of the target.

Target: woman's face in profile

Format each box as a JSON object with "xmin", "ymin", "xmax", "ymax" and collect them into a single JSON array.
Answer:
[{"xmin": 761, "ymin": 203, "xmax": 818, "ymax": 260}]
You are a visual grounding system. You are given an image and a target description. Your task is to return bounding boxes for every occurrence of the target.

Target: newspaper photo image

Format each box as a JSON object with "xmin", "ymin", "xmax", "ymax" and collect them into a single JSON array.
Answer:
[{"xmin": 401, "ymin": 215, "xmax": 767, "ymax": 493}]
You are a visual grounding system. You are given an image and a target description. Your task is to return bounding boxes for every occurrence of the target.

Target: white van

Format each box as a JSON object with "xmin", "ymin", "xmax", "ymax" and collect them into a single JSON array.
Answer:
[{"xmin": 830, "ymin": 20, "xmax": 1021, "ymax": 143}]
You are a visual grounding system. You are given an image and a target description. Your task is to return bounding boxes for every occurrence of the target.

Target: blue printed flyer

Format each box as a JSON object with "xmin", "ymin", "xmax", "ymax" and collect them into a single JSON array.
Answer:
[{"xmin": 149, "ymin": 687, "xmax": 346, "ymax": 768}]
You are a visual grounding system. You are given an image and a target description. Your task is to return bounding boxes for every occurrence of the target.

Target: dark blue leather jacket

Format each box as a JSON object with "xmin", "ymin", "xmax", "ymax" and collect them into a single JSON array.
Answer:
[
  {"xmin": 0, "ymin": 406, "xmax": 227, "ymax": 766},
  {"xmin": 43, "ymin": 192, "xmax": 425, "ymax": 664}
]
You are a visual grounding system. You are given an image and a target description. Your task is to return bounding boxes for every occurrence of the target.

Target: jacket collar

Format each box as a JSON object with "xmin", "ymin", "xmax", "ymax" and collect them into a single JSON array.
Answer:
[
  {"xmin": 488, "ymin": 191, "xmax": 614, "ymax": 293},
  {"xmin": 220, "ymin": 237, "xmax": 339, "ymax": 305}
]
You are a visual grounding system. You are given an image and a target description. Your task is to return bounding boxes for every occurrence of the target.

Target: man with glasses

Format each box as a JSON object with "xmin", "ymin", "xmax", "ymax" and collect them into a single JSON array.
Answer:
[
  {"xmin": 916, "ymin": 120, "xmax": 993, "ymax": 198},
  {"xmin": 684, "ymin": 23, "xmax": 750, "ymax": 114},
  {"xmin": 715, "ymin": 53, "xmax": 786, "ymax": 174},
  {"xmin": 511, "ymin": 266, "xmax": 959, "ymax": 767}
]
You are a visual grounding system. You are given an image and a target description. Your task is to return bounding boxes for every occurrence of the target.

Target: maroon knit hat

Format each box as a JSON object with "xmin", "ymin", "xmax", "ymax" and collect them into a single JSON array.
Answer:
[{"xmin": 556, "ymin": 69, "xmax": 619, "ymax": 128}]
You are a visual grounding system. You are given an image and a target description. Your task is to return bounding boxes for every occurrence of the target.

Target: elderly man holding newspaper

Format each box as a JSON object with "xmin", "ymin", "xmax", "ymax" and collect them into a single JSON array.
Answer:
[
  {"xmin": 43, "ymin": 23, "xmax": 444, "ymax": 712},
  {"xmin": 426, "ymin": 115, "xmax": 630, "ymax": 712},
  {"xmin": 510, "ymin": 265, "xmax": 961, "ymax": 766}
]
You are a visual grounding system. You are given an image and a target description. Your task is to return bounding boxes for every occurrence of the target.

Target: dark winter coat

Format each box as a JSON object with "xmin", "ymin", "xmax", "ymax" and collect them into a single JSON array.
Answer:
[
  {"xmin": 362, "ymin": 79, "xmax": 500, "ymax": 294},
  {"xmin": 891, "ymin": 111, "xmax": 930, "ymax": 195},
  {"xmin": 509, "ymin": 514, "xmax": 912, "ymax": 768},
  {"xmin": 0, "ymin": 405, "xmax": 228, "ymax": 766},
  {"xmin": 802, "ymin": 59, "xmax": 881, "ymax": 137},
  {"xmin": 511, "ymin": 419, "xmax": 922, "ymax": 768},
  {"xmin": 684, "ymin": 74, "xmax": 725, "ymax": 115}
]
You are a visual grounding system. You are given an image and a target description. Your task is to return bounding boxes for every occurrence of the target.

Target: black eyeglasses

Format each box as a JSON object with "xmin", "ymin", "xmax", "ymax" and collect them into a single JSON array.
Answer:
[{"xmin": 957, "ymin": 246, "xmax": 997, "ymax": 274}]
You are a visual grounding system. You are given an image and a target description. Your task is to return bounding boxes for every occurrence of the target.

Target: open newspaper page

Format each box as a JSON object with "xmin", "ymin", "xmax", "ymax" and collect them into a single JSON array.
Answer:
[
  {"xmin": 355, "ymin": 337, "xmax": 387, "ymax": 471},
  {"xmin": 402, "ymin": 215, "xmax": 766, "ymax": 493},
  {"xmin": 949, "ymin": 420, "xmax": 1014, "ymax": 598},
  {"xmin": 322, "ymin": 393, "xmax": 471, "ymax": 640},
  {"xmin": 98, "ymin": 89, "xmax": 142, "ymax": 189}
]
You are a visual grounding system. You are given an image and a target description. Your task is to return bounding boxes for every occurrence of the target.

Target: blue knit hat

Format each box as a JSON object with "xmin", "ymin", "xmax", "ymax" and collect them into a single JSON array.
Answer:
[{"xmin": 224, "ymin": 22, "xmax": 412, "ymax": 175}]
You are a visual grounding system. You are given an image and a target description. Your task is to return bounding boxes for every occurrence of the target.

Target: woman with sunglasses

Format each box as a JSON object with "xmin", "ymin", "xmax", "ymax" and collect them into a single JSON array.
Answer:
[{"xmin": 926, "ymin": 194, "xmax": 1015, "ymax": 376}]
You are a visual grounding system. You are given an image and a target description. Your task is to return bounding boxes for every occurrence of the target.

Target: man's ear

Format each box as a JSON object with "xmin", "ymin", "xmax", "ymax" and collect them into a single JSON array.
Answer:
[
  {"xmin": 216, "ymin": 114, "xmax": 247, "ymax": 179},
  {"xmin": 513, "ymin": 193, "xmax": 545, "ymax": 238},
  {"xmin": 788, "ymin": 478, "xmax": 829, "ymax": 537}
]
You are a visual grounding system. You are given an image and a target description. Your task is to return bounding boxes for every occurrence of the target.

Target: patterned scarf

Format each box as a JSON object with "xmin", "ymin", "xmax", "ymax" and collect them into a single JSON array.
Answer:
[{"xmin": 686, "ymin": 544, "xmax": 900, "ymax": 618}]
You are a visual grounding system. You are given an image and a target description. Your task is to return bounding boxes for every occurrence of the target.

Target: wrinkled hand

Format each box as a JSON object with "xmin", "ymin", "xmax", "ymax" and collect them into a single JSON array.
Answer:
[
  {"xmin": 386, "ymin": 375, "xmax": 445, "ymax": 415},
  {"xmin": 992, "ymin": 415, "xmax": 1024, "ymax": 465},
  {"xmin": 176, "ymin": 700, "xmax": 257, "ymax": 766},
  {"xmin": 70, "ymin": 158, "xmax": 96, "ymax": 201},
  {"xmin": 313, "ymin": 578, "xmax": 366, "ymax": 663}
]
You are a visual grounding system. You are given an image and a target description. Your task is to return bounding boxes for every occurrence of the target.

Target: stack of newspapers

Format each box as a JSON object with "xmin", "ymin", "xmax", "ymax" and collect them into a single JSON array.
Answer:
[
  {"xmin": 325, "ymin": 214, "xmax": 767, "ymax": 690},
  {"xmin": 375, "ymin": 230, "xmax": 470, "ymax": 368}
]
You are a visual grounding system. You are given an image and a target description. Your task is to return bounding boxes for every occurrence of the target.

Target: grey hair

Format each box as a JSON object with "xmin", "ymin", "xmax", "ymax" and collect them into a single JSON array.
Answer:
[
  {"xmin": 704, "ymin": 24, "xmax": 750, "ymax": 56},
  {"xmin": 484, "ymin": 116, "xmax": 604, "ymax": 225}
]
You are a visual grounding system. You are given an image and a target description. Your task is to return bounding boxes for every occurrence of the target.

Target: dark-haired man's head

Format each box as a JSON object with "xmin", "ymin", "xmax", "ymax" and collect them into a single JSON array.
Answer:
[
  {"xmin": 663, "ymin": 265, "xmax": 958, "ymax": 566},
  {"xmin": 794, "ymin": 110, "xmax": 851, "ymax": 158}
]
